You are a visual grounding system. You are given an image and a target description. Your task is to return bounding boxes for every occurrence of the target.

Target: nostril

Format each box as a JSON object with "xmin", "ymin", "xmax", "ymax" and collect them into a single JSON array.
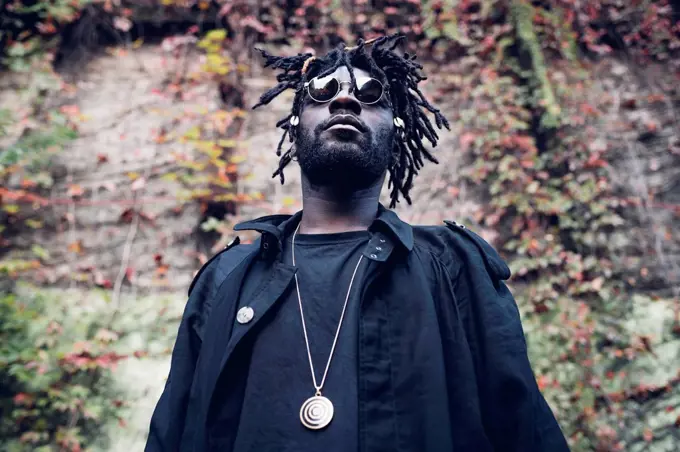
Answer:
[{"xmin": 329, "ymin": 96, "xmax": 362, "ymax": 116}]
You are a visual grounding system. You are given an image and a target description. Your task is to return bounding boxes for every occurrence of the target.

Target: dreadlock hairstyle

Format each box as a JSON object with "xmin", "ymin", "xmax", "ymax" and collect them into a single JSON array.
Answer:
[{"xmin": 252, "ymin": 33, "xmax": 450, "ymax": 208}]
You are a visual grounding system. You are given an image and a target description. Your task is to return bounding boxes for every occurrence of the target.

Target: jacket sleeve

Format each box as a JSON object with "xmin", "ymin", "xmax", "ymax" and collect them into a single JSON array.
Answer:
[
  {"xmin": 444, "ymin": 222, "xmax": 570, "ymax": 451},
  {"xmin": 145, "ymin": 275, "xmax": 211, "ymax": 451},
  {"xmin": 145, "ymin": 239, "xmax": 238, "ymax": 451}
]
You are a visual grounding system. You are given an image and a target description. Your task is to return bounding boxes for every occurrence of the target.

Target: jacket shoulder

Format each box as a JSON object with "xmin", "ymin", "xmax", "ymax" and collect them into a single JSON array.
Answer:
[
  {"xmin": 414, "ymin": 221, "xmax": 511, "ymax": 281},
  {"xmin": 184, "ymin": 236, "xmax": 257, "ymax": 342},
  {"xmin": 188, "ymin": 236, "xmax": 253, "ymax": 297}
]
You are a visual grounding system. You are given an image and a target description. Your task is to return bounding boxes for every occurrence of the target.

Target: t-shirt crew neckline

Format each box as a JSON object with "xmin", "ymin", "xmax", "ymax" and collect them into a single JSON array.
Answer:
[{"xmin": 286, "ymin": 229, "xmax": 371, "ymax": 246}]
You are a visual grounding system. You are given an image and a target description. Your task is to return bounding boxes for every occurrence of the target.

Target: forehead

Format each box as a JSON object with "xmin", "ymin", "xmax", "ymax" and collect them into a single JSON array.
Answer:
[{"xmin": 323, "ymin": 65, "xmax": 372, "ymax": 80}]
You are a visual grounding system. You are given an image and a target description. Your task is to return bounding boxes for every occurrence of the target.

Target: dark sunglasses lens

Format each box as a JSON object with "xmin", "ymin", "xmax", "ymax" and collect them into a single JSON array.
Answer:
[
  {"xmin": 356, "ymin": 79, "xmax": 383, "ymax": 104},
  {"xmin": 308, "ymin": 77, "xmax": 339, "ymax": 102}
]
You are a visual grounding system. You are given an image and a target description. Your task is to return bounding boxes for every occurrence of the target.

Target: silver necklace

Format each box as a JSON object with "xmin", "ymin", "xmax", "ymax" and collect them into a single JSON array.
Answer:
[{"xmin": 291, "ymin": 222, "xmax": 364, "ymax": 430}]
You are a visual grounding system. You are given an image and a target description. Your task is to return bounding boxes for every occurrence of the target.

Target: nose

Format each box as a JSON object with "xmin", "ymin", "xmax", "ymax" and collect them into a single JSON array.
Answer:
[{"xmin": 329, "ymin": 82, "xmax": 362, "ymax": 116}]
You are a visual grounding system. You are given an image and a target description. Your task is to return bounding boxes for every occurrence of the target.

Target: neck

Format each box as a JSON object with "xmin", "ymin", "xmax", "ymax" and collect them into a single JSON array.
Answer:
[{"xmin": 298, "ymin": 174, "xmax": 383, "ymax": 234}]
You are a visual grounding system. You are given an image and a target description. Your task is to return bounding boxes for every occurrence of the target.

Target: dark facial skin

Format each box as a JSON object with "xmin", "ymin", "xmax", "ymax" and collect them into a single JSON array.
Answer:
[
  {"xmin": 295, "ymin": 65, "xmax": 396, "ymax": 234},
  {"xmin": 296, "ymin": 65, "xmax": 395, "ymax": 190}
]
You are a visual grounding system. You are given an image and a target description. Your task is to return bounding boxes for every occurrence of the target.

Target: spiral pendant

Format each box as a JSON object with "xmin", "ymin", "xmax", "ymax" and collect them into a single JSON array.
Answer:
[{"xmin": 300, "ymin": 395, "xmax": 334, "ymax": 430}]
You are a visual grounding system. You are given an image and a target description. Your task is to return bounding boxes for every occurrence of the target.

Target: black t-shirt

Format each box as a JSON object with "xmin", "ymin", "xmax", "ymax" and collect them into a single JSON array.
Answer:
[{"xmin": 232, "ymin": 230, "xmax": 369, "ymax": 452}]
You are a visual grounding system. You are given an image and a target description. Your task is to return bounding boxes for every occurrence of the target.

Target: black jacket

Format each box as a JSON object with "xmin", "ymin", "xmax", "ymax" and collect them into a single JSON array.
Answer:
[{"xmin": 146, "ymin": 205, "xmax": 569, "ymax": 451}]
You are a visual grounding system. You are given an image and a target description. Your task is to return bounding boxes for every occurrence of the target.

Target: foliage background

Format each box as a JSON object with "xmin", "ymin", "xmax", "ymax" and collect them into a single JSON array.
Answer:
[{"xmin": 1, "ymin": 0, "xmax": 679, "ymax": 451}]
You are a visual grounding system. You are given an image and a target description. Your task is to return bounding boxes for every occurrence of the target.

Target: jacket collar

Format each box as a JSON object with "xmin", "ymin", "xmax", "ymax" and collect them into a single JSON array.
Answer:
[{"xmin": 234, "ymin": 203, "xmax": 414, "ymax": 253}]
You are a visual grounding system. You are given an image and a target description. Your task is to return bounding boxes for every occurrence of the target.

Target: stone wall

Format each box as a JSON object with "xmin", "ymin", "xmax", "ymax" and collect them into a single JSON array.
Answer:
[{"xmin": 3, "ymin": 44, "xmax": 486, "ymax": 295}]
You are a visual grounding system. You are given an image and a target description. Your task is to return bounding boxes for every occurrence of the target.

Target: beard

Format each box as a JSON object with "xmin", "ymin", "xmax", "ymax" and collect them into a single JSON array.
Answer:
[{"xmin": 295, "ymin": 121, "xmax": 394, "ymax": 191}]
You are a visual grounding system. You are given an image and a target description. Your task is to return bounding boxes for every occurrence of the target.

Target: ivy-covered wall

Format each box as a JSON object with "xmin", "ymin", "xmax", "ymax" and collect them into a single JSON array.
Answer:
[{"xmin": 1, "ymin": 1, "xmax": 679, "ymax": 451}]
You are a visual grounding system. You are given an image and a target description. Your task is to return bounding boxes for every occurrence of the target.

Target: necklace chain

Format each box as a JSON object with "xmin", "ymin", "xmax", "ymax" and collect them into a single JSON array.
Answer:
[{"xmin": 291, "ymin": 222, "xmax": 364, "ymax": 394}]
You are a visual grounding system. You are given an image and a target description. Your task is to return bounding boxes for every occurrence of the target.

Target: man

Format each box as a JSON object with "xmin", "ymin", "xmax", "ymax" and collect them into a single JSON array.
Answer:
[{"xmin": 146, "ymin": 34, "xmax": 569, "ymax": 451}]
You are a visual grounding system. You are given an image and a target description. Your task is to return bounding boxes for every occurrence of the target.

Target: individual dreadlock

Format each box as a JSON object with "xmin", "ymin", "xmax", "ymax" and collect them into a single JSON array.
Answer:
[{"xmin": 252, "ymin": 33, "xmax": 450, "ymax": 208}]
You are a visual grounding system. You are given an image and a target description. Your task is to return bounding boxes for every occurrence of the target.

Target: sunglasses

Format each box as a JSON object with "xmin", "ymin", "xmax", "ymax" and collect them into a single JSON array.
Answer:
[{"xmin": 304, "ymin": 75, "xmax": 385, "ymax": 105}]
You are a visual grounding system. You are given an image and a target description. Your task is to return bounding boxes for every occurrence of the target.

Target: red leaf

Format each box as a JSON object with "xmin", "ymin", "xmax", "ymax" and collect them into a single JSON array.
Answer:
[
  {"xmin": 240, "ymin": 16, "xmax": 272, "ymax": 34},
  {"xmin": 94, "ymin": 272, "xmax": 113, "ymax": 289},
  {"xmin": 459, "ymin": 132, "xmax": 476, "ymax": 152},
  {"xmin": 125, "ymin": 267, "xmax": 136, "ymax": 283},
  {"xmin": 513, "ymin": 135, "xmax": 537, "ymax": 153},
  {"xmin": 580, "ymin": 103, "xmax": 599, "ymax": 117},
  {"xmin": 13, "ymin": 393, "xmax": 29, "ymax": 405},
  {"xmin": 120, "ymin": 208, "xmax": 134, "ymax": 223},
  {"xmin": 139, "ymin": 210, "xmax": 156, "ymax": 223},
  {"xmin": 621, "ymin": 97, "xmax": 637, "ymax": 109},
  {"xmin": 130, "ymin": 177, "xmax": 146, "ymax": 192},
  {"xmin": 534, "ymin": 302, "xmax": 549, "ymax": 314}
]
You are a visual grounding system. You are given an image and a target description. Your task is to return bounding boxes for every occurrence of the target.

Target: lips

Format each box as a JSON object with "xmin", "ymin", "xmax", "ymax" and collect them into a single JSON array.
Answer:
[{"xmin": 323, "ymin": 114, "xmax": 367, "ymax": 133}]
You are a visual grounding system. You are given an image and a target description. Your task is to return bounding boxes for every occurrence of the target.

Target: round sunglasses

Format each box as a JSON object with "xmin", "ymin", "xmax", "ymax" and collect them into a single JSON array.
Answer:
[{"xmin": 304, "ymin": 75, "xmax": 385, "ymax": 105}]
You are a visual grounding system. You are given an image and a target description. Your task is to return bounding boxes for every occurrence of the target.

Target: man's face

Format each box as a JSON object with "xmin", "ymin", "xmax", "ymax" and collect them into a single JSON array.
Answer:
[{"xmin": 295, "ymin": 65, "xmax": 395, "ymax": 191}]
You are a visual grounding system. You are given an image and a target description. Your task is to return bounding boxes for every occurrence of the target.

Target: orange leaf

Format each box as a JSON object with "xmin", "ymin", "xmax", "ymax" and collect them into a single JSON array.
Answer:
[
  {"xmin": 447, "ymin": 186, "xmax": 460, "ymax": 197},
  {"xmin": 68, "ymin": 240, "xmax": 83, "ymax": 254},
  {"xmin": 156, "ymin": 264, "xmax": 169, "ymax": 276},
  {"xmin": 60, "ymin": 104, "xmax": 80, "ymax": 116},
  {"xmin": 67, "ymin": 184, "xmax": 84, "ymax": 197}
]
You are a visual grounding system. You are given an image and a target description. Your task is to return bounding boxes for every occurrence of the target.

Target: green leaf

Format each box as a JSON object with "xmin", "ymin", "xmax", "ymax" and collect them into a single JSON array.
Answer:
[
  {"xmin": 31, "ymin": 245, "xmax": 50, "ymax": 261},
  {"xmin": 579, "ymin": 387, "xmax": 595, "ymax": 411},
  {"xmin": 442, "ymin": 21, "xmax": 459, "ymax": 41}
]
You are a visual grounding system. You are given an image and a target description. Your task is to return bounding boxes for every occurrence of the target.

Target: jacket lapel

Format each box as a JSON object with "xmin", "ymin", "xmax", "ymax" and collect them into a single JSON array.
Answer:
[
  {"xmin": 201, "ymin": 258, "xmax": 296, "ymax": 423},
  {"xmin": 220, "ymin": 261, "xmax": 296, "ymax": 369}
]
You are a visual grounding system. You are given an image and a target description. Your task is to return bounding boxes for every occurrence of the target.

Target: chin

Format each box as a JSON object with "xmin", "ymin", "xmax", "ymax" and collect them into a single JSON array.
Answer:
[{"xmin": 299, "ymin": 140, "xmax": 389, "ymax": 190}]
